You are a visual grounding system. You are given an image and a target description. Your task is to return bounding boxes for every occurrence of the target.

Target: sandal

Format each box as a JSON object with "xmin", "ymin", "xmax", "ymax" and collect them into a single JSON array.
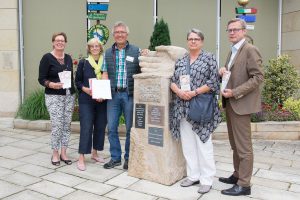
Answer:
[
  {"xmin": 77, "ymin": 161, "xmax": 86, "ymax": 171},
  {"xmin": 51, "ymin": 156, "xmax": 60, "ymax": 166},
  {"xmin": 91, "ymin": 155, "xmax": 105, "ymax": 163},
  {"xmin": 60, "ymin": 155, "xmax": 72, "ymax": 165}
]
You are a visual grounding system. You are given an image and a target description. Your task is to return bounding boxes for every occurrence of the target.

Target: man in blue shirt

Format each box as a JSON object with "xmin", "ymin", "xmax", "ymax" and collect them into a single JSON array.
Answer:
[{"xmin": 102, "ymin": 21, "xmax": 141, "ymax": 170}]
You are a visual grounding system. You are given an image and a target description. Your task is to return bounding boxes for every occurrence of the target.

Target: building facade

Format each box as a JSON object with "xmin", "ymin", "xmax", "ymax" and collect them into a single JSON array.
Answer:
[
  {"xmin": 0, "ymin": 0, "xmax": 20, "ymax": 117},
  {"xmin": 0, "ymin": 0, "xmax": 299, "ymax": 116}
]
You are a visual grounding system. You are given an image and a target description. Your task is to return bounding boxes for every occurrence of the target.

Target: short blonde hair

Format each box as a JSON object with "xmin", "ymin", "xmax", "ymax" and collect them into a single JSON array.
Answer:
[{"xmin": 87, "ymin": 38, "xmax": 103, "ymax": 54}]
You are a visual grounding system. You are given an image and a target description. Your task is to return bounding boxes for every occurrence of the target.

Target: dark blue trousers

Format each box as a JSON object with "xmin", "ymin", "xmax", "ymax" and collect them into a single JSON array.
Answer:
[{"xmin": 78, "ymin": 101, "xmax": 107, "ymax": 154}]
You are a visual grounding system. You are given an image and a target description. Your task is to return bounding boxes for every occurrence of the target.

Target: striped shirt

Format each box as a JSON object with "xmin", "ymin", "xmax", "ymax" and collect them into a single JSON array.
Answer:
[{"xmin": 103, "ymin": 48, "xmax": 127, "ymax": 88}]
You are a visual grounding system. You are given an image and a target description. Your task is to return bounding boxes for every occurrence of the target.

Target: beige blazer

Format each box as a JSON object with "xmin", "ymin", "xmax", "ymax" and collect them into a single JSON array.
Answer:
[{"xmin": 222, "ymin": 41, "xmax": 264, "ymax": 115}]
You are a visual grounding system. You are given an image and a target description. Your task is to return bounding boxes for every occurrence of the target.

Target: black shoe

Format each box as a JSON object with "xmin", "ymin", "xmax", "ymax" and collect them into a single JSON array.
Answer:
[
  {"xmin": 51, "ymin": 156, "xmax": 60, "ymax": 166},
  {"xmin": 219, "ymin": 174, "xmax": 238, "ymax": 184},
  {"xmin": 123, "ymin": 160, "xmax": 128, "ymax": 170},
  {"xmin": 60, "ymin": 155, "xmax": 72, "ymax": 165},
  {"xmin": 104, "ymin": 159, "xmax": 121, "ymax": 169},
  {"xmin": 221, "ymin": 184, "xmax": 251, "ymax": 196}
]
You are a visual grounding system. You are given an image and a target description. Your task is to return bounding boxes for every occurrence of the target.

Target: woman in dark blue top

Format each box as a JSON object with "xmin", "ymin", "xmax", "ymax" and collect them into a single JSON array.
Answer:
[{"xmin": 75, "ymin": 38, "xmax": 108, "ymax": 171}]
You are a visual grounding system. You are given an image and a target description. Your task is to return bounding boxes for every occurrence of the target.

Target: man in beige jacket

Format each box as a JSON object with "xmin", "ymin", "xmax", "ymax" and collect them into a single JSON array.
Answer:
[{"xmin": 218, "ymin": 18, "xmax": 264, "ymax": 196}]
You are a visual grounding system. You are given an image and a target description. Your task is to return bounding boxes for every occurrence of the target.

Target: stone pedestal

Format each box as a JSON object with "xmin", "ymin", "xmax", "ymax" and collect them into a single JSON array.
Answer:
[{"xmin": 128, "ymin": 75, "xmax": 186, "ymax": 185}]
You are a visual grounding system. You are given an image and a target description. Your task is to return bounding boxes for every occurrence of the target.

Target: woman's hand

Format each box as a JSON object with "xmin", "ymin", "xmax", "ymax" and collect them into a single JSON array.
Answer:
[
  {"xmin": 49, "ymin": 82, "xmax": 63, "ymax": 90},
  {"xmin": 96, "ymin": 98, "xmax": 104, "ymax": 102},
  {"xmin": 176, "ymin": 89, "xmax": 194, "ymax": 100},
  {"xmin": 82, "ymin": 86, "xmax": 92, "ymax": 96}
]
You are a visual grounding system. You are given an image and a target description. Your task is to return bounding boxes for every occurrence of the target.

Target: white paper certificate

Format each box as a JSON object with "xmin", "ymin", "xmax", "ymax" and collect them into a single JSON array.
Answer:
[
  {"xmin": 221, "ymin": 71, "xmax": 231, "ymax": 92},
  {"xmin": 91, "ymin": 79, "xmax": 112, "ymax": 99},
  {"xmin": 58, "ymin": 71, "xmax": 71, "ymax": 89},
  {"xmin": 180, "ymin": 75, "xmax": 191, "ymax": 91}
]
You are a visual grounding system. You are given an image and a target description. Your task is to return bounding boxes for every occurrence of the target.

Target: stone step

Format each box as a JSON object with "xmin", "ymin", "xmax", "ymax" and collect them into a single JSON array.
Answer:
[
  {"xmin": 0, "ymin": 117, "xmax": 14, "ymax": 128},
  {"xmin": 12, "ymin": 118, "xmax": 300, "ymax": 140}
]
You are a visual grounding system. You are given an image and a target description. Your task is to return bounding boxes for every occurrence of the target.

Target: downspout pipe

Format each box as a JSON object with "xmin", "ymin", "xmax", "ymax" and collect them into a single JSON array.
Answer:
[
  {"xmin": 18, "ymin": 0, "xmax": 24, "ymax": 103},
  {"xmin": 216, "ymin": 0, "xmax": 221, "ymax": 66},
  {"xmin": 277, "ymin": 0, "xmax": 282, "ymax": 56},
  {"xmin": 153, "ymin": 0, "xmax": 157, "ymax": 25}
]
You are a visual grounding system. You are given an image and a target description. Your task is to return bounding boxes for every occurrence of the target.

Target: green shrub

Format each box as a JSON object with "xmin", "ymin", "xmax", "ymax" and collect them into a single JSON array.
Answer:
[
  {"xmin": 17, "ymin": 89, "xmax": 80, "ymax": 121},
  {"xmin": 262, "ymin": 55, "xmax": 300, "ymax": 105},
  {"xmin": 119, "ymin": 114, "xmax": 125, "ymax": 125},
  {"xmin": 283, "ymin": 97, "xmax": 300, "ymax": 118},
  {"xmin": 149, "ymin": 18, "xmax": 171, "ymax": 51},
  {"xmin": 17, "ymin": 89, "xmax": 49, "ymax": 120}
]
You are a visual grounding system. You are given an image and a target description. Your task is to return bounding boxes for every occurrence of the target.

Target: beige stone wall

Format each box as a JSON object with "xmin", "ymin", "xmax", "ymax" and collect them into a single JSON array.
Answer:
[
  {"xmin": 282, "ymin": 0, "xmax": 300, "ymax": 73},
  {"xmin": 0, "ymin": 0, "xmax": 20, "ymax": 117}
]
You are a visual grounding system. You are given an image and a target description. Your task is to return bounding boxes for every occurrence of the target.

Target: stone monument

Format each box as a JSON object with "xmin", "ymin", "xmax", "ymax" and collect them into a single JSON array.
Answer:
[{"xmin": 128, "ymin": 46, "xmax": 188, "ymax": 185}]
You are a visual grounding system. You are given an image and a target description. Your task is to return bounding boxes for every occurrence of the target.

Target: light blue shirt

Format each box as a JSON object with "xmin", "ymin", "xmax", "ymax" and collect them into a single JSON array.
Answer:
[{"xmin": 227, "ymin": 38, "xmax": 246, "ymax": 70}]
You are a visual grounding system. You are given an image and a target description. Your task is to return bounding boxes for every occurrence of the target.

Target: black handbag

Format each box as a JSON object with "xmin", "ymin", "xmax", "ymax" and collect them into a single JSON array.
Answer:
[
  {"xmin": 185, "ymin": 60, "xmax": 214, "ymax": 123},
  {"xmin": 188, "ymin": 93, "xmax": 214, "ymax": 123}
]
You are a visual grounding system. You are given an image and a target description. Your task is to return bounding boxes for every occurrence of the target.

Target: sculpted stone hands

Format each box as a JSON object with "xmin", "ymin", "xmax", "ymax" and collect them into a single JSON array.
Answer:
[{"xmin": 138, "ymin": 45, "xmax": 187, "ymax": 77}]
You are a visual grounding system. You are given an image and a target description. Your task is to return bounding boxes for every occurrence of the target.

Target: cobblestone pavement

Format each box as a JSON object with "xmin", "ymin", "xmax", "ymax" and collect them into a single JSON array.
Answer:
[{"xmin": 0, "ymin": 127, "xmax": 299, "ymax": 200}]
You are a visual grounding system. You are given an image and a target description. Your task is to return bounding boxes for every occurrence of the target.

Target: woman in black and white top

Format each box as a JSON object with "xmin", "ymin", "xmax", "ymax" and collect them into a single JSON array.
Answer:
[
  {"xmin": 38, "ymin": 32, "xmax": 75, "ymax": 166},
  {"xmin": 170, "ymin": 29, "xmax": 221, "ymax": 194}
]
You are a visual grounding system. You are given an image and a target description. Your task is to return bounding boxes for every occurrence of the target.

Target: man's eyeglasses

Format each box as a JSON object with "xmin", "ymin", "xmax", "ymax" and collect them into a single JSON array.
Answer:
[
  {"xmin": 226, "ymin": 28, "xmax": 244, "ymax": 33},
  {"xmin": 187, "ymin": 38, "xmax": 201, "ymax": 42}
]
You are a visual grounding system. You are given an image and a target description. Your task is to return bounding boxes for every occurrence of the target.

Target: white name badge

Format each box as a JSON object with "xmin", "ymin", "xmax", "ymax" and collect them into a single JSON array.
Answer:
[
  {"xmin": 180, "ymin": 75, "xmax": 191, "ymax": 91},
  {"xmin": 126, "ymin": 56, "xmax": 134, "ymax": 62}
]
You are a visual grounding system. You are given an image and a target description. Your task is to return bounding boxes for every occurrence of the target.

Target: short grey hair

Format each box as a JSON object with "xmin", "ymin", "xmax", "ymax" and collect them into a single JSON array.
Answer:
[
  {"xmin": 187, "ymin": 28, "xmax": 204, "ymax": 40},
  {"xmin": 112, "ymin": 21, "xmax": 130, "ymax": 34},
  {"xmin": 227, "ymin": 18, "xmax": 247, "ymax": 29}
]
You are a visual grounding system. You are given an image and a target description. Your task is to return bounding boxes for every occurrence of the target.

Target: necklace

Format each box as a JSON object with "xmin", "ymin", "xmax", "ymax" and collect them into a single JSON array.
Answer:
[{"xmin": 51, "ymin": 51, "xmax": 65, "ymax": 65}]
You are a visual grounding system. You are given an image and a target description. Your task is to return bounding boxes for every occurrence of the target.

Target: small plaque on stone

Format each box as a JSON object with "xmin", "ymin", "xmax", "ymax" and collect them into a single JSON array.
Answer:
[
  {"xmin": 148, "ymin": 105, "xmax": 164, "ymax": 126},
  {"xmin": 135, "ymin": 103, "xmax": 145, "ymax": 129},
  {"xmin": 148, "ymin": 127, "xmax": 163, "ymax": 147}
]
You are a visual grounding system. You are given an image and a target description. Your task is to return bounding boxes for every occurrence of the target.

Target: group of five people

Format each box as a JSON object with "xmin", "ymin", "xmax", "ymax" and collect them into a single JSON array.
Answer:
[{"xmin": 38, "ymin": 18, "xmax": 263, "ymax": 196}]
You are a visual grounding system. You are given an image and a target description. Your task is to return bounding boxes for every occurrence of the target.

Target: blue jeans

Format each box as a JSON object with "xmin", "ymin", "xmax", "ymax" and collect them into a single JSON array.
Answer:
[
  {"xmin": 107, "ymin": 92, "xmax": 133, "ymax": 161},
  {"xmin": 78, "ymin": 101, "xmax": 107, "ymax": 154}
]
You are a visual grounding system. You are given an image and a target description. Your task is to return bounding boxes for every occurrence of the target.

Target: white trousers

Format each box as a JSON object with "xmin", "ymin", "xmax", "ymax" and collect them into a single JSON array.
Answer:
[{"xmin": 180, "ymin": 118, "xmax": 216, "ymax": 185}]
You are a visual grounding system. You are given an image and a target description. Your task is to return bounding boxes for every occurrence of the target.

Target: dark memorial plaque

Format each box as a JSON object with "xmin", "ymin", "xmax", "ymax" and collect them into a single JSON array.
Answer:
[
  {"xmin": 148, "ymin": 127, "xmax": 163, "ymax": 147},
  {"xmin": 135, "ymin": 104, "xmax": 145, "ymax": 129},
  {"xmin": 148, "ymin": 105, "xmax": 164, "ymax": 126}
]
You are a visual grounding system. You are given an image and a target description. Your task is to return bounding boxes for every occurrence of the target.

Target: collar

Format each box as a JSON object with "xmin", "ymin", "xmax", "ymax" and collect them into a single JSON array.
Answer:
[
  {"xmin": 231, "ymin": 38, "xmax": 245, "ymax": 53},
  {"xmin": 112, "ymin": 41, "xmax": 129, "ymax": 51}
]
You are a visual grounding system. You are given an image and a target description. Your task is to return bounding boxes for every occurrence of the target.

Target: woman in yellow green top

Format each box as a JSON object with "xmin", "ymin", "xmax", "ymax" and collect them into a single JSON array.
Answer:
[{"xmin": 75, "ymin": 38, "xmax": 108, "ymax": 171}]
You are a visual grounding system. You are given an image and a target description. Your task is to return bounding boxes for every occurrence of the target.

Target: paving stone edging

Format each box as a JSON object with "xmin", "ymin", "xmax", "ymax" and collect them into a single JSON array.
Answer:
[{"xmin": 12, "ymin": 119, "xmax": 300, "ymax": 140}]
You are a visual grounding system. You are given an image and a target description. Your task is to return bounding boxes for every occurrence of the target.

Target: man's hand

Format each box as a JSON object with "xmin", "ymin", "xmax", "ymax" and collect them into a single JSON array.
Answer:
[
  {"xmin": 219, "ymin": 67, "xmax": 227, "ymax": 77},
  {"xmin": 221, "ymin": 89, "xmax": 233, "ymax": 98}
]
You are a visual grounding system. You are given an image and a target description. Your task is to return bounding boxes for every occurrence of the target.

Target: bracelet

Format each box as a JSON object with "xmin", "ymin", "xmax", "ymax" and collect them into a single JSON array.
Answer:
[
  {"xmin": 194, "ymin": 89, "xmax": 199, "ymax": 96},
  {"xmin": 44, "ymin": 80, "xmax": 50, "ymax": 88}
]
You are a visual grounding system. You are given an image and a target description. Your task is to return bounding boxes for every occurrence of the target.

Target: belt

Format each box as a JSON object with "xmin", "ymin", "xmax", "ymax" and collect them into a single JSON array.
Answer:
[{"xmin": 115, "ymin": 87, "xmax": 127, "ymax": 92}]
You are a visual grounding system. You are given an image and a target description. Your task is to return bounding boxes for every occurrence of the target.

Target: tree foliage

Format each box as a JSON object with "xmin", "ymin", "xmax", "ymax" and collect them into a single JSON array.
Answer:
[{"xmin": 149, "ymin": 18, "xmax": 171, "ymax": 51}]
